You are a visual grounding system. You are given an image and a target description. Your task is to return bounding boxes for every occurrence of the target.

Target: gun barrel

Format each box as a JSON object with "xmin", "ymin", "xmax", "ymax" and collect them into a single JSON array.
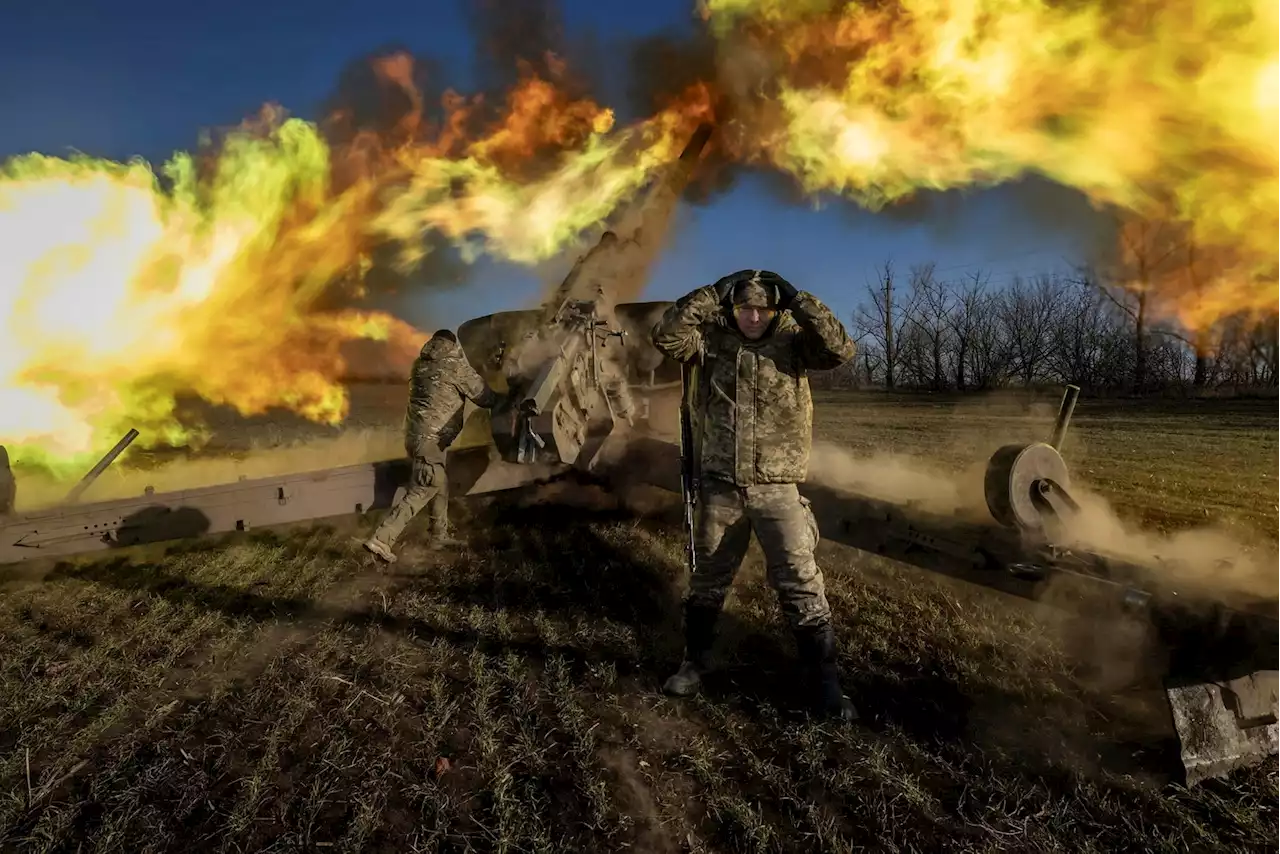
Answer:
[
  {"xmin": 679, "ymin": 123, "xmax": 714, "ymax": 164},
  {"xmin": 64, "ymin": 428, "xmax": 139, "ymax": 504},
  {"xmin": 679, "ymin": 363, "xmax": 699, "ymax": 572}
]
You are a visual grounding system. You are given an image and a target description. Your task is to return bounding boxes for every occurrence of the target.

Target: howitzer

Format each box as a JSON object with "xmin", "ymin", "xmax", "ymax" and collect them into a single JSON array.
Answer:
[
  {"xmin": 444, "ymin": 123, "xmax": 714, "ymax": 497},
  {"xmin": 64, "ymin": 428, "xmax": 140, "ymax": 504},
  {"xmin": 0, "ymin": 117, "xmax": 1269, "ymax": 785},
  {"xmin": 0, "ymin": 122, "xmax": 715, "ymax": 536}
]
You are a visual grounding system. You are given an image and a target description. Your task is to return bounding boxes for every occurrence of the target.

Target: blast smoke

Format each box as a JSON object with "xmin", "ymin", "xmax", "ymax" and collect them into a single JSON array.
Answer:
[
  {"xmin": 624, "ymin": 29, "xmax": 740, "ymax": 206},
  {"xmin": 806, "ymin": 440, "xmax": 1279, "ymax": 604},
  {"xmin": 618, "ymin": 20, "xmax": 1120, "ymax": 262},
  {"xmin": 315, "ymin": 47, "xmax": 476, "ymax": 311},
  {"xmin": 462, "ymin": 0, "xmax": 589, "ymax": 98}
]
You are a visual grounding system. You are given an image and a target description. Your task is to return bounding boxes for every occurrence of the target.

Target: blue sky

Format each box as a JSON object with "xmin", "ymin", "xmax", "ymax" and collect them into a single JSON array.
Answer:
[{"xmin": 0, "ymin": 0, "xmax": 1110, "ymax": 333}]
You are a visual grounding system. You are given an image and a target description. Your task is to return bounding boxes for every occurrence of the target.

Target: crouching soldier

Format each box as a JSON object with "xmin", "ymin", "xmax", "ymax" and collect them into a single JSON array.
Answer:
[
  {"xmin": 651, "ymin": 270, "xmax": 859, "ymax": 721},
  {"xmin": 364, "ymin": 329, "xmax": 501, "ymax": 563}
]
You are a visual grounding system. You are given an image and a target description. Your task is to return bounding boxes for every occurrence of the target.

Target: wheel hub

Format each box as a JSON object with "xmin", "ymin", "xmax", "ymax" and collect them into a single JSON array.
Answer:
[{"xmin": 983, "ymin": 441, "xmax": 1073, "ymax": 533}]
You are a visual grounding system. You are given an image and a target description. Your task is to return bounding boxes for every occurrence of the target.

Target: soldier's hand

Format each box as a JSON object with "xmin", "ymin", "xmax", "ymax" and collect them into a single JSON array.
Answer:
[
  {"xmin": 709, "ymin": 271, "xmax": 746, "ymax": 304},
  {"xmin": 762, "ymin": 272, "xmax": 798, "ymax": 310}
]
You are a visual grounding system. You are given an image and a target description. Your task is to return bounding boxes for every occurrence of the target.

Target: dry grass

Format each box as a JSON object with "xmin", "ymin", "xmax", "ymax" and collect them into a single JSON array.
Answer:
[{"xmin": 0, "ymin": 389, "xmax": 1276, "ymax": 853}]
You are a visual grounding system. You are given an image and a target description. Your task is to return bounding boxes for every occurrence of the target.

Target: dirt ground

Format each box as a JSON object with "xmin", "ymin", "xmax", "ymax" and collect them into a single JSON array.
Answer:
[{"xmin": 0, "ymin": 389, "xmax": 1276, "ymax": 853}]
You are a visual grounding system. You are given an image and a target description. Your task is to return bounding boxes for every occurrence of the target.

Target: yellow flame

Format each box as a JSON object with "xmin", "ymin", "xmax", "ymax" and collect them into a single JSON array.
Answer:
[
  {"xmin": 4, "ymin": 0, "xmax": 1275, "ymax": 472},
  {"xmin": 371, "ymin": 74, "xmax": 711, "ymax": 268},
  {"xmin": 0, "ymin": 68, "xmax": 713, "ymax": 475},
  {"xmin": 0, "ymin": 118, "xmax": 420, "ymax": 474}
]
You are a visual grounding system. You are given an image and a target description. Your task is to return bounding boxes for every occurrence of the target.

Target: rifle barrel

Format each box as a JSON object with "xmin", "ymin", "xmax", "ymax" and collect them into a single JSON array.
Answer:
[{"xmin": 679, "ymin": 363, "xmax": 699, "ymax": 572}]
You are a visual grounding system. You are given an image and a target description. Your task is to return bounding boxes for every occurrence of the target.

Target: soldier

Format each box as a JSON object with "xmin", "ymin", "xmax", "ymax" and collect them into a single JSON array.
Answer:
[
  {"xmin": 363, "ymin": 329, "xmax": 501, "ymax": 563},
  {"xmin": 650, "ymin": 269, "xmax": 859, "ymax": 722}
]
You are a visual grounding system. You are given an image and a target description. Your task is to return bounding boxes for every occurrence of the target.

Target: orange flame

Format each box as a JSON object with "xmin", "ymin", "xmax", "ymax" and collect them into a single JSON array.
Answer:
[
  {"xmin": 6, "ymin": 0, "xmax": 1272, "ymax": 473},
  {"xmin": 0, "ymin": 51, "xmax": 715, "ymax": 473}
]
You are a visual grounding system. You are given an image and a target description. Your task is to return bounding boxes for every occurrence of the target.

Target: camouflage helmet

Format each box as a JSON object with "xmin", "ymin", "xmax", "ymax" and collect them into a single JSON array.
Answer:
[{"xmin": 420, "ymin": 329, "xmax": 458, "ymax": 358}]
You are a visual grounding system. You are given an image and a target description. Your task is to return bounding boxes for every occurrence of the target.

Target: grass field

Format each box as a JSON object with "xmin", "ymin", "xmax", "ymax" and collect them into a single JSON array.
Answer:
[{"xmin": 1, "ymin": 390, "xmax": 1276, "ymax": 852}]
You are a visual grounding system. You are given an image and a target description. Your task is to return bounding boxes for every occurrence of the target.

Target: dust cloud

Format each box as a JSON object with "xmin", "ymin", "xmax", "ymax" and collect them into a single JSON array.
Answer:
[
  {"xmin": 1061, "ymin": 491, "xmax": 1280, "ymax": 602},
  {"xmin": 807, "ymin": 441, "xmax": 990, "ymax": 521},
  {"xmin": 805, "ymin": 440, "xmax": 1279, "ymax": 604}
]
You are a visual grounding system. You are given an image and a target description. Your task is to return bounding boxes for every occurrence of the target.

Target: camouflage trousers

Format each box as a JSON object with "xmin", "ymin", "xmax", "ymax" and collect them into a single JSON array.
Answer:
[
  {"xmin": 602, "ymin": 370, "xmax": 635, "ymax": 425},
  {"xmin": 370, "ymin": 455, "xmax": 449, "ymax": 548},
  {"xmin": 688, "ymin": 478, "xmax": 831, "ymax": 629}
]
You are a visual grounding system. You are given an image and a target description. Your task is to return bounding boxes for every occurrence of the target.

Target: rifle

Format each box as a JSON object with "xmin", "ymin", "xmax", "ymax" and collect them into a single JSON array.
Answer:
[{"xmin": 678, "ymin": 362, "xmax": 699, "ymax": 574}]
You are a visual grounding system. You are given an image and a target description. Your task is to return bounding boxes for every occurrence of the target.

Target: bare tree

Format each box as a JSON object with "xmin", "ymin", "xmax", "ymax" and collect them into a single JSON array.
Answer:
[
  {"xmin": 852, "ymin": 262, "xmax": 912, "ymax": 388},
  {"xmin": 998, "ymin": 275, "xmax": 1063, "ymax": 387},
  {"xmin": 1046, "ymin": 279, "xmax": 1128, "ymax": 390},
  {"xmin": 1091, "ymin": 217, "xmax": 1184, "ymax": 392},
  {"xmin": 842, "ymin": 249, "xmax": 1276, "ymax": 395},
  {"xmin": 945, "ymin": 272, "xmax": 990, "ymax": 391},
  {"xmin": 1184, "ymin": 241, "xmax": 1214, "ymax": 388},
  {"xmin": 902, "ymin": 264, "xmax": 954, "ymax": 391}
]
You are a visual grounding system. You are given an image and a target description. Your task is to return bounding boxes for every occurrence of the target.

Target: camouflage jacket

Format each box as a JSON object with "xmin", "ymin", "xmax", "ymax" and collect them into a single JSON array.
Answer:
[
  {"xmin": 404, "ymin": 336, "xmax": 499, "ymax": 461},
  {"xmin": 650, "ymin": 286, "xmax": 855, "ymax": 486}
]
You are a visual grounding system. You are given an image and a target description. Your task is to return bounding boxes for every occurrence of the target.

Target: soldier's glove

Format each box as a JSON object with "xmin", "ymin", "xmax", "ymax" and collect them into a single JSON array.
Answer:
[
  {"xmin": 709, "ymin": 270, "xmax": 751, "ymax": 305},
  {"xmin": 707, "ymin": 270, "xmax": 798, "ymax": 310},
  {"xmin": 759, "ymin": 271, "xmax": 798, "ymax": 310}
]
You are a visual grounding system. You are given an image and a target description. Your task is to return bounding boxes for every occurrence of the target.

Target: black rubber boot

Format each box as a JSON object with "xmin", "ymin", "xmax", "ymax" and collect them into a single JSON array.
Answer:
[
  {"xmin": 794, "ymin": 622, "xmax": 859, "ymax": 723},
  {"xmin": 663, "ymin": 602, "xmax": 720, "ymax": 697}
]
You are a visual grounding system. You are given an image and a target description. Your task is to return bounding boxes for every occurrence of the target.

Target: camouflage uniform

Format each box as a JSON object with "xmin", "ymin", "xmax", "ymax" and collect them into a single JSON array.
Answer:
[
  {"xmin": 650, "ymin": 270, "xmax": 859, "ymax": 721},
  {"xmin": 601, "ymin": 357, "xmax": 635, "ymax": 425},
  {"xmin": 364, "ymin": 331, "xmax": 499, "ymax": 561}
]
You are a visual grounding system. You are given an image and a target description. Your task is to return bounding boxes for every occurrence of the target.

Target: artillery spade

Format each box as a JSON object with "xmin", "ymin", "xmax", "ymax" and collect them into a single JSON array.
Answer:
[{"xmin": 983, "ymin": 385, "xmax": 1082, "ymax": 539}]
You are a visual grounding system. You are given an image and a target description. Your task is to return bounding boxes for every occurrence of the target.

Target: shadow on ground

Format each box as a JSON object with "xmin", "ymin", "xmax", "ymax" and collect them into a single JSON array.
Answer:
[
  {"xmin": 43, "ymin": 501, "xmax": 1174, "ymax": 772},
  {"xmin": 14, "ymin": 495, "xmax": 1271, "ymax": 852}
]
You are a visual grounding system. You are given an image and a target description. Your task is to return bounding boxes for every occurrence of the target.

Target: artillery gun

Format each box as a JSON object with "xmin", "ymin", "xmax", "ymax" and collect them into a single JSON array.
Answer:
[
  {"xmin": 0, "ymin": 118, "xmax": 1273, "ymax": 785},
  {"xmin": 0, "ymin": 123, "xmax": 714, "ymax": 562},
  {"xmin": 1, "ymin": 342, "xmax": 1273, "ymax": 789},
  {"xmin": 441, "ymin": 122, "xmax": 713, "ymax": 497}
]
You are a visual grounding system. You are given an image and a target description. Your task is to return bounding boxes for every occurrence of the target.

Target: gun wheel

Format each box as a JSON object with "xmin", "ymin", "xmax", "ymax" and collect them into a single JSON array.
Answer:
[{"xmin": 984, "ymin": 442, "xmax": 1071, "ymax": 533}]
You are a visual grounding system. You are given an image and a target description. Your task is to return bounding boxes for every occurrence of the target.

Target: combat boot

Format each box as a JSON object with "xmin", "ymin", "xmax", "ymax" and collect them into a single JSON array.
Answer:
[
  {"xmin": 363, "ymin": 536, "xmax": 397, "ymax": 564},
  {"xmin": 793, "ymin": 622, "xmax": 858, "ymax": 723},
  {"xmin": 663, "ymin": 602, "xmax": 720, "ymax": 697},
  {"xmin": 427, "ymin": 523, "xmax": 465, "ymax": 550}
]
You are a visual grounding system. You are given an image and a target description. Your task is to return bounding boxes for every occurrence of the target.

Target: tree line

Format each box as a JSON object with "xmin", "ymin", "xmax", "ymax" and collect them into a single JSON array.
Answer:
[{"xmin": 824, "ymin": 248, "xmax": 1278, "ymax": 396}]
